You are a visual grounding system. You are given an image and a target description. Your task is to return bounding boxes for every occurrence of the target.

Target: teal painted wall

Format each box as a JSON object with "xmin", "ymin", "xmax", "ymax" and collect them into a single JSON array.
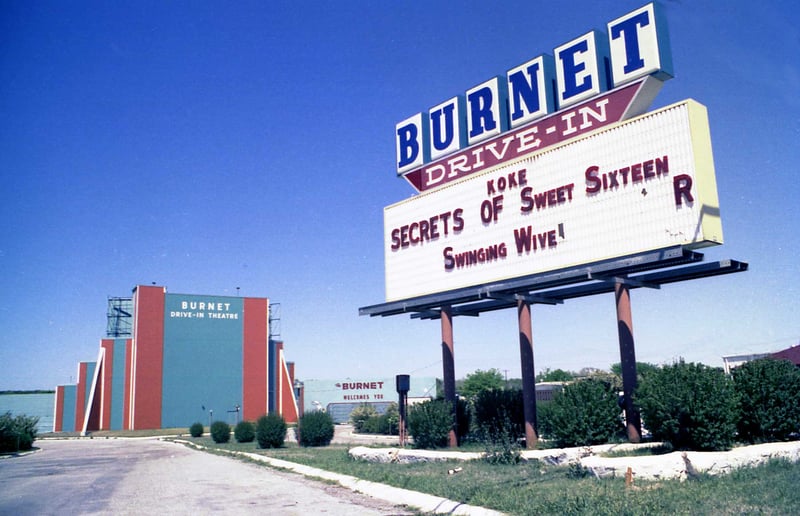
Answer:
[
  {"xmin": 110, "ymin": 339, "xmax": 127, "ymax": 430},
  {"xmin": 161, "ymin": 294, "xmax": 244, "ymax": 428},
  {"xmin": 62, "ymin": 385, "xmax": 76, "ymax": 432},
  {"xmin": 84, "ymin": 362, "xmax": 96, "ymax": 412}
]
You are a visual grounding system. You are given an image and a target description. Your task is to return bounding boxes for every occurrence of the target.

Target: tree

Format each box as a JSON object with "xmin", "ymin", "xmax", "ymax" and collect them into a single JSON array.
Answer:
[
  {"xmin": 610, "ymin": 361, "xmax": 659, "ymax": 380},
  {"xmin": 459, "ymin": 369, "xmax": 505, "ymax": 399},
  {"xmin": 535, "ymin": 368, "xmax": 574, "ymax": 383},
  {"xmin": 505, "ymin": 378, "xmax": 523, "ymax": 390}
]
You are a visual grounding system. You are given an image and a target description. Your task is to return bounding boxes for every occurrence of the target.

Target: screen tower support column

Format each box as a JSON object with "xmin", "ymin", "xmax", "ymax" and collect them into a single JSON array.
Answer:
[
  {"xmin": 615, "ymin": 282, "xmax": 642, "ymax": 443},
  {"xmin": 441, "ymin": 305, "xmax": 458, "ymax": 448},
  {"xmin": 517, "ymin": 298, "xmax": 539, "ymax": 449}
]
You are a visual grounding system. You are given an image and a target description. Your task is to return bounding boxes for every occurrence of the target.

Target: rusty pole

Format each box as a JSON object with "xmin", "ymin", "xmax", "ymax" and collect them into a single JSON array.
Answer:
[
  {"xmin": 517, "ymin": 298, "xmax": 539, "ymax": 449},
  {"xmin": 615, "ymin": 281, "xmax": 642, "ymax": 443},
  {"xmin": 440, "ymin": 305, "xmax": 458, "ymax": 448}
]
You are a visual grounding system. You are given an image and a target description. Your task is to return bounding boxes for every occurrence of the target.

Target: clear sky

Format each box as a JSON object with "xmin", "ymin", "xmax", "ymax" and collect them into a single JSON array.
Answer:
[{"xmin": 1, "ymin": 1, "xmax": 798, "ymax": 390}]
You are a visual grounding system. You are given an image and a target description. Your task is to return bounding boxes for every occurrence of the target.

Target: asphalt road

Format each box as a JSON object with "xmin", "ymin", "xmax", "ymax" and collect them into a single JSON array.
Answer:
[{"xmin": 0, "ymin": 438, "xmax": 410, "ymax": 515}]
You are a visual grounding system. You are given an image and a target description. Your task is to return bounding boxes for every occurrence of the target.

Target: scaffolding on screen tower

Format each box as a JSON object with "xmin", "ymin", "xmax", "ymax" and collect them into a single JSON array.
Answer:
[{"xmin": 106, "ymin": 297, "xmax": 133, "ymax": 338}]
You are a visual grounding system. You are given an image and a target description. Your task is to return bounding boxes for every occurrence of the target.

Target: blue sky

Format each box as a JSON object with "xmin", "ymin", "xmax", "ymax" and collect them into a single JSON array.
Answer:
[{"xmin": 1, "ymin": 1, "xmax": 798, "ymax": 390}]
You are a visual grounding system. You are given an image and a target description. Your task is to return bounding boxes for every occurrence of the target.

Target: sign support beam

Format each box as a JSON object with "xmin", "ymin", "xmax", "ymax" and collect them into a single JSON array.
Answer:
[
  {"xmin": 440, "ymin": 305, "xmax": 458, "ymax": 448},
  {"xmin": 517, "ymin": 299, "xmax": 539, "ymax": 449},
  {"xmin": 615, "ymin": 282, "xmax": 642, "ymax": 442}
]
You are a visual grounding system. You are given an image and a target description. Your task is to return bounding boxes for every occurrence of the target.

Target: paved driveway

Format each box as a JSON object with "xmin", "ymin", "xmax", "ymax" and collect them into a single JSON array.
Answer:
[{"xmin": 0, "ymin": 438, "xmax": 408, "ymax": 515}]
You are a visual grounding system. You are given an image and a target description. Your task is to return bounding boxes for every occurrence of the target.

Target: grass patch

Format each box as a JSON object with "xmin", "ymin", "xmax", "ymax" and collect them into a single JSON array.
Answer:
[{"xmin": 176, "ymin": 437, "xmax": 800, "ymax": 514}]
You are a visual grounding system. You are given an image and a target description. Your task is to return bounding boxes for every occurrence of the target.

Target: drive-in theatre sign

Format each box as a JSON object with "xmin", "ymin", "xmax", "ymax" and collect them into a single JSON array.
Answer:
[
  {"xmin": 386, "ymin": 2, "xmax": 723, "ymax": 301},
  {"xmin": 362, "ymin": 2, "xmax": 746, "ymax": 448}
]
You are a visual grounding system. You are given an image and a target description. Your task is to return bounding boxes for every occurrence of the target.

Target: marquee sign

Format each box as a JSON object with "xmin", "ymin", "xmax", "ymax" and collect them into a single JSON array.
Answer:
[
  {"xmin": 396, "ymin": 2, "xmax": 673, "ymax": 187},
  {"xmin": 384, "ymin": 100, "xmax": 722, "ymax": 302}
]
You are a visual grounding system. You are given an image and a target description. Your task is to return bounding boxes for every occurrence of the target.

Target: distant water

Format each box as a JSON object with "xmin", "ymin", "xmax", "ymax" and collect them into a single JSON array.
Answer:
[{"xmin": 0, "ymin": 393, "xmax": 55, "ymax": 433}]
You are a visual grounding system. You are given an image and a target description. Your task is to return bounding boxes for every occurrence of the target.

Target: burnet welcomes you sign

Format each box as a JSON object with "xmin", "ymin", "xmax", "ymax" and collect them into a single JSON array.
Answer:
[{"xmin": 385, "ymin": 3, "xmax": 723, "ymax": 302}]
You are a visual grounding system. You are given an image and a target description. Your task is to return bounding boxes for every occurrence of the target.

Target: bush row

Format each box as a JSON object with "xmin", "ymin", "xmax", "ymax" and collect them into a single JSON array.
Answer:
[
  {"xmin": 189, "ymin": 410, "xmax": 335, "ymax": 449},
  {"xmin": 185, "ymin": 357, "xmax": 798, "ymax": 452},
  {"xmin": 404, "ymin": 357, "xmax": 800, "ymax": 452}
]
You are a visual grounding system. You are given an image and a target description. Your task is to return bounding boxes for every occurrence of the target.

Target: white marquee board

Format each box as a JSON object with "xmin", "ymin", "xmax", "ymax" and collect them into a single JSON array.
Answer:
[{"xmin": 384, "ymin": 100, "xmax": 722, "ymax": 302}]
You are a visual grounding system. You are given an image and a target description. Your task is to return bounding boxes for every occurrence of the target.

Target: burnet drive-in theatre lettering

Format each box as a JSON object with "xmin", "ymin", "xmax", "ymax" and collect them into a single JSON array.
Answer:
[{"xmin": 386, "ymin": 3, "xmax": 722, "ymax": 303}]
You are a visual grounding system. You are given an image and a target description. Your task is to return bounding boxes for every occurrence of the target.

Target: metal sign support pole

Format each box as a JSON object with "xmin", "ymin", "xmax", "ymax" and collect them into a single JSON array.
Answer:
[
  {"xmin": 440, "ymin": 305, "xmax": 458, "ymax": 448},
  {"xmin": 399, "ymin": 391, "xmax": 407, "ymax": 447},
  {"xmin": 615, "ymin": 282, "xmax": 642, "ymax": 443},
  {"xmin": 517, "ymin": 298, "xmax": 539, "ymax": 449},
  {"xmin": 396, "ymin": 374, "xmax": 410, "ymax": 447}
]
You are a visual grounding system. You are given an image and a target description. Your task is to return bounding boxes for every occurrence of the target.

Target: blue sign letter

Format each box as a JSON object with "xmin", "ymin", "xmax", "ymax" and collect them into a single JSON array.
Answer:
[
  {"xmin": 468, "ymin": 87, "xmax": 496, "ymax": 138},
  {"xmin": 555, "ymin": 31, "xmax": 608, "ymax": 109},
  {"xmin": 396, "ymin": 112, "xmax": 428, "ymax": 175},
  {"xmin": 466, "ymin": 77, "xmax": 507, "ymax": 145},
  {"xmin": 430, "ymin": 104, "xmax": 455, "ymax": 152},
  {"xmin": 508, "ymin": 62, "xmax": 541, "ymax": 121},
  {"xmin": 610, "ymin": 11, "xmax": 649, "ymax": 74},
  {"xmin": 397, "ymin": 123, "xmax": 419, "ymax": 168},
  {"xmin": 507, "ymin": 55, "xmax": 555, "ymax": 128},
  {"xmin": 608, "ymin": 3, "xmax": 673, "ymax": 86},
  {"xmin": 559, "ymin": 39, "xmax": 591, "ymax": 99}
]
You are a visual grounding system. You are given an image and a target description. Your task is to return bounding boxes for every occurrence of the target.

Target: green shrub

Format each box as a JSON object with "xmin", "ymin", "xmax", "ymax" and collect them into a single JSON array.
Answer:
[
  {"xmin": 733, "ymin": 358, "xmax": 800, "ymax": 443},
  {"xmin": 637, "ymin": 360, "xmax": 738, "ymax": 451},
  {"xmin": 256, "ymin": 413, "xmax": 287, "ymax": 448},
  {"xmin": 0, "ymin": 413, "xmax": 15, "ymax": 452},
  {"xmin": 536, "ymin": 401, "xmax": 555, "ymax": 439},
  {"xmin": 298, "ymin": 411, "xmax": 334, "ymax": 447},
  {"xmin": 480, "ymin": 413, "xmax": 522, "ymax": 465},
  {"xmin": 407, "ymin": 399, "xmax": 453, "ymax": 449},
  {"xmin": 189, "ymin": 422, "xmax": 204, "ymax": 438},
  {"xmin": 354, "ymin": 403, "xmax": 402, "ymax": 436},
  {"xmin": 566, "ymin": 462, "xmax": 592, "ymax": 479},
  {"xmin": 349, "ymin": 403, "xmax": 378, "ymax": 433},
  {"xmin": 473, "ymin": 389, "xmax": 524, "ymax": 442},
  {"xmin": 455, "ymin": 397, "xmax": 471, "ymax": 444},
  {"xmin": 210, "ymin": 420, "xmax": 231, "ymax": 443},
  {"xmin": 0, "ymin": 412, "xmax": 39, "ymax": 452},
  {"xmin": 547, "ymin": 378, "xmax": 624, "ymax": 448},
  {"xmin": 14, "ymin": 415, "xmax": 38, "ymax": 451},
  {"xmin": 362, "ymin": 414, "xmax": 390, "ymax": 435},
  {"xmin": 234, "ymin": 420, "xmax": 256, "ymax": 443},
  {"xmin": 380, "ymin": 403, "xmax": 401, "ymax": 435}
]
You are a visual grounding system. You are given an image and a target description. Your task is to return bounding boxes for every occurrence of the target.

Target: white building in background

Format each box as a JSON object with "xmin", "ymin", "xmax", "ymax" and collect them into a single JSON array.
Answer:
[
  {"xmin": 722, "ymin": 353, "xmax": 771, "ymax": 375},
  {"xmin": 722, "ymin": 344, "xmax": 800, "ymax": 375}
]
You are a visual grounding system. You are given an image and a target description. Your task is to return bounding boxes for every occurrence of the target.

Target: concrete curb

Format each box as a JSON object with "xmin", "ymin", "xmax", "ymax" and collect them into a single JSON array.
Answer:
[{"xmin": 172, "ymin": 439, "xmax": 505, "ymax": 515}]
